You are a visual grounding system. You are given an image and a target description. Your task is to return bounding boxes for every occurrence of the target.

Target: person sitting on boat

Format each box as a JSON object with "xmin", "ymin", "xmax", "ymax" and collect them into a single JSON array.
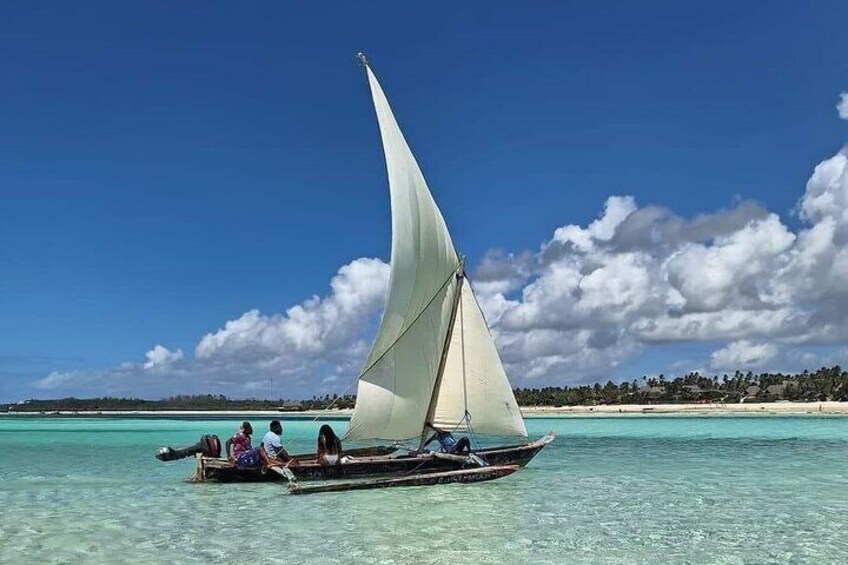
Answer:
[
  {"xmin": 226, "ymin": 421, "xmax": 261, "ymax": 467},
  {"xmin": 317, "ymin": 424, "xmax": 342, "ymax": 465},
  {"xmin": 261, "ymin": 420, "xmax": 292, "ymax": 463},
  {"xmin": 424, "ymin": 426, "xmax": 471, "ymax": 455}
]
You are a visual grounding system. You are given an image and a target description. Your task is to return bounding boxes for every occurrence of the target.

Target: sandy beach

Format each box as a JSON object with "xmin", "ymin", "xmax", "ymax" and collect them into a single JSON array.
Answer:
[
  {"xmin": 521, "ymin": 401, "xmax": 848, "ymax": 416},
  {"xmin": 5, "ymin": 401, "xmax": 848, "ymax": 418}
]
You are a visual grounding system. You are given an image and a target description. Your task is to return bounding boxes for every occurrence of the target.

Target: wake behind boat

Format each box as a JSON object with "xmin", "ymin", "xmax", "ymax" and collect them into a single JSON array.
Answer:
[{"xmin": 157, "ymin": 54, "xmax": 554, "ymax": 490}]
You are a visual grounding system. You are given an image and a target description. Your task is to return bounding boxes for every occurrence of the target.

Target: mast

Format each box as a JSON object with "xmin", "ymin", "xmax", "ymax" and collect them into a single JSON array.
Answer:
[
  {"xmin": 362, "ymin": 49, "xmax": 466, "ymax": 444},
  {"xmin": 345, "ymin": 53, "xmax": 526, "ymax": 442},
  {"xmin": 428, "ymin": 273, "xmax": 529, "ymax": 438},
  {"xmin": 418, "ymin": 264, "xmax": 465, "ymax": 451},
  {"xmin": 344, "ymin": 54, "xmax": 462, "ymax": 441}
]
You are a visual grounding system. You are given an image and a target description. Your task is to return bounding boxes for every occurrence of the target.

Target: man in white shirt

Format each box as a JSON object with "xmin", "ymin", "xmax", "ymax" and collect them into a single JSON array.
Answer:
[{"xmin": 261, "ymin": 420, "xmax": 291, "ymax": 462}]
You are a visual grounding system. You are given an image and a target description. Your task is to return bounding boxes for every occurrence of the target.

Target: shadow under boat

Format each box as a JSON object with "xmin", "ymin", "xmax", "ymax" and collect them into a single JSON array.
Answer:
[{"xmin": 192, "ymin": 433, "xmax": 554, "ymax": 483}]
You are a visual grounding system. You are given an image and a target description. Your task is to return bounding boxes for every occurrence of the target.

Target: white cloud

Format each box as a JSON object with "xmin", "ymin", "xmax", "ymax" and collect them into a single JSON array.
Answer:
[
  {"xmin": 549, "ymin": 195, "xmax": 636, "ymax": 253},
  {"xmin": 143, "ymin": 345, "xmax": 183, "ymax": 370},
  {"xmin": 838, "ymin": 92, "xmax": 848, "ymax": 121},
  {"xmin": 633, "ymin": 308, "xmax": 797, "ymax": 343},
  {"xmin": 664, "ymin": 214, "xmax": 795, "ymax": 313},
  {"xmin": 472, "ymin": 147, "xmax": 848, "ymax": 384},
  {"xmin": 32, "ymin": 122, "xmax": 848, "ymax": 395},
  {"xmin": 709, "ymin": 340, "xmax": 778, "ymax": 371},
  {"xmin": 799, "ymin": 150, "xmax": 848, "ymax": 224},
  {"xmin": 35, "ymin": 371, "xmax": 78, "ymax": 390},
  {"xmin": 472, "ymin": 250, "xmax": 532, "ymax": 297},
  {"xmin": 33, "ymin": 258, "xmax": 390, "ymax": 398},
  {"xmin": 195, "ymin": 257, "xmax": 388, "ymax": 363}
]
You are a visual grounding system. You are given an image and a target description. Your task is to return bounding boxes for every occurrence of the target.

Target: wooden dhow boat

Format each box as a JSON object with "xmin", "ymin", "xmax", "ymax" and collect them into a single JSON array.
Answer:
[
  {"xmin": 159, "ymin": 54, "xmax": 554, "ymax": 489},
  {"xmin": 192, "ymin": 434, "xmax": 553, "ymax": 483}
]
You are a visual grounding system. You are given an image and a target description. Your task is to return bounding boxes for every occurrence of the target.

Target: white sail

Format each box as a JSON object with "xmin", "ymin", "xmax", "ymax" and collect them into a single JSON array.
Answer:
[
  {"xmin": 345, "ymin": 64, "xmax": 461, "ymax": 441},
  {"xmin": 430, "ymin": 281, "xmax": 528, "ymax": 437}
]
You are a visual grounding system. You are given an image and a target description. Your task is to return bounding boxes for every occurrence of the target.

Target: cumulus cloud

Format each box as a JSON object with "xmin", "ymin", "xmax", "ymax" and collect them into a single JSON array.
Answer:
[
  {"xmin": 31, "ymin": 112, "xmax": 848, "ymax": 396},
  {"xmin": 35, "ymin": 371, "xmax": 79, "ymax": 391},
  {"xmin": 472, "ymin": 250, "xmax": 533, "ymax": 296},
  {"xmin": 798, "ymin": 150, "xmax": 848, "ymax": 225},
  {"xmin": 196, "ymin": 257, "xmax": 388, "ymax": 363},
  {"xmin": 143, "ymin": 345, "xmax": 183, "ymax": 370},
  {"xmin": 709, "ymin": 341, "xmax": 778, "ymax": 371},
  {"xmin": 473, "ymin": 148, "xmax": 848, "ymax": 384},
  {"xmin": 664, "ymin": 214, "xmax": 795, "ymax": 313},
  {"xmin": 33, "ymin": 258, "xmax": 390, "ymax": 398}
]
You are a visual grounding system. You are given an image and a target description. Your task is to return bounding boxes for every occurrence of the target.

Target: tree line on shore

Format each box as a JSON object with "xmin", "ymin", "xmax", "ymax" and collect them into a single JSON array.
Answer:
[
  {"xmin": 4, "ymin": 366, "xmax": 847, "ymax": 413},
  {"xmin": 1, "ymin": 393, "xmax": 358, "ymax": 413},
  {"xmin": 513, "ymin": 365, "xmax": 848, "ymax": 406}
]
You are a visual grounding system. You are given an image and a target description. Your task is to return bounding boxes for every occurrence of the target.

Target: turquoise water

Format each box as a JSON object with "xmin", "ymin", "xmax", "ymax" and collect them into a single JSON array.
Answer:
[{"xmin": 1, "ymin": 416, "xmax": 847, "ymax": 564}]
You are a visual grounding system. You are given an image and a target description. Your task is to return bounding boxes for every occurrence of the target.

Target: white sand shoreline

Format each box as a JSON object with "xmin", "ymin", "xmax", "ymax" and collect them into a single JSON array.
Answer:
[
  {"xmin": 3, "ymin": 401, "xmax": 848, "ymax": 418},
  {"xmin": 521, "ymin": 401, "xmax": 848, "ymax": 416}
]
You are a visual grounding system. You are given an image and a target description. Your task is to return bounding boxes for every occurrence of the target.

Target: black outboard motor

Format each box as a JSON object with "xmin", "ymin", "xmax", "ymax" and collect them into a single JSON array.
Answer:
[{"xmin": 156, "ymin": 434, "xmax": 221, "ymax": 462}]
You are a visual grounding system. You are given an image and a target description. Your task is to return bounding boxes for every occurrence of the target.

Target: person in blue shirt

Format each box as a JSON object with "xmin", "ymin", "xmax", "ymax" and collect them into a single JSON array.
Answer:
[{"xmin": 424, "ymin": 426, "xmax": 471, "ymax": 455}]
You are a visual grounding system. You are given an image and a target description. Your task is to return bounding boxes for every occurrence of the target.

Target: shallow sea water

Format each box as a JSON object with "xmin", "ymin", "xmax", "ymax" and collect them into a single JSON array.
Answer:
[{"xmin": 1, "ymin": 416, "xmax": 847, "ymax": 564}]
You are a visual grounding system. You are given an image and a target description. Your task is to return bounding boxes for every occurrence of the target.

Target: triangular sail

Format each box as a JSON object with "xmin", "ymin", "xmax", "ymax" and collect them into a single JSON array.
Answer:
[
  {"xmin": 430, "ymin": 280, "xmax": 528, "ymax": 437},
  {"xmin": 345, "ymin": 62, "xmax": 461, "ymax": 441}
]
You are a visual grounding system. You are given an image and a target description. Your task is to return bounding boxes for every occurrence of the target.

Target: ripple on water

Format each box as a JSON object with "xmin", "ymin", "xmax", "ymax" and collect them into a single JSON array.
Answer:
[{"xmin": 1, "ymin": 417, "xmax": 848, "ymax": 564}]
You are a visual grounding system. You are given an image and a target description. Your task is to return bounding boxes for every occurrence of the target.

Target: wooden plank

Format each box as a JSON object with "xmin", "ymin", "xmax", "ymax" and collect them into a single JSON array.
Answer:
[{"xmin": 288, "ymin": 465, "xmax": 519, "ymax": 495}]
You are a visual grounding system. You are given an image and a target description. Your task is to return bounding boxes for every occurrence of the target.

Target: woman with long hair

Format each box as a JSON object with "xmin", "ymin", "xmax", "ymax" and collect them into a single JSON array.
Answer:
[{"xmin": 316, "ymin": 424, "xmax": 342, "ymax": 465}]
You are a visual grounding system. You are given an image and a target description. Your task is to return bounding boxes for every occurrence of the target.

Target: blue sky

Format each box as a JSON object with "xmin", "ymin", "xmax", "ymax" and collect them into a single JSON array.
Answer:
[{"xmin": 2, "ymin": 2, "xmax": 847, "ymax": 401}]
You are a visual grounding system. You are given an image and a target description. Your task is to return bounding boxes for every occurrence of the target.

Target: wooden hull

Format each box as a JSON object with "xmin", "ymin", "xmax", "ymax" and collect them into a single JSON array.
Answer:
[
  {"xmin": 288, "ymin": 465, "xmax": 520, "ymax": 495},
  {"xmin": 195, "ymin": 433, "xmax": 554, "ymax": 483}
]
